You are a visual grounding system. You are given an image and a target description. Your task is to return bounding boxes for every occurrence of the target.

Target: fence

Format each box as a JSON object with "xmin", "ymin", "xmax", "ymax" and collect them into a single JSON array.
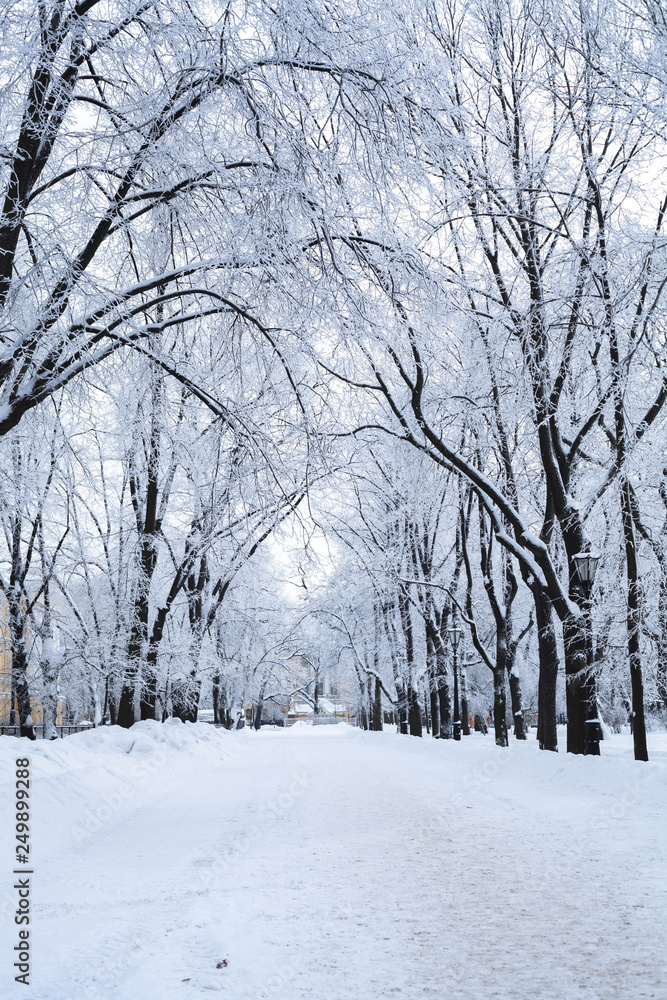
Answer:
[
  {"xmin": 1, "ymin": 716, "xmax": 356, "ymax": 738},
  {"xmin": 0, "ymin": 724, "xmax": 92, "ymax": 739}
]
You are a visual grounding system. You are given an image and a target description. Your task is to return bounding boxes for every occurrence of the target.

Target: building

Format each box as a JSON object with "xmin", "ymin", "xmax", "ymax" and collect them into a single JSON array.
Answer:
[
  {"xmin": 241, "ymin": 652, "xmax": 354, "ymax": 727},
  {"xmin": 286, "ymin": 696, "xmax": 351, "ymax": 725},
  {"xmin": 0, "ymin": 601, "xmax": 68, "ymax": 729}
]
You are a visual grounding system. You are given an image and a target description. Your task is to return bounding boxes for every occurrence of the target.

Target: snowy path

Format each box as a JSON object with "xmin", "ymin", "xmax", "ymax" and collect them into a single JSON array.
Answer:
[{"xmin": 2, "ymin": 723, "xmax": 667, "ymax": 1000}]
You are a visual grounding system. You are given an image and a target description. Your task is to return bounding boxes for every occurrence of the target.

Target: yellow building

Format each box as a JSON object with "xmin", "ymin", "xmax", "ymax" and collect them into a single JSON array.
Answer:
[
  {"xmin": 0, "ymin": 606, "xmax": 16, "ymax": 723},
  {"xmin": 0, "ymin": 606, "xmax": 66, "ymax": 728},
  {"xmin": 0, "ymin": 668, "xmax": 12, "ymax": 724}
]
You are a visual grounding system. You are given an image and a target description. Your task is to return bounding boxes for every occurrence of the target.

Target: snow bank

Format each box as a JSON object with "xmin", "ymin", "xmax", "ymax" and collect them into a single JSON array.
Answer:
[
  {"xmin": 0, "ymin": 721, "xmax": 245, "ymax": 882},
  {"xmin": 0, "ymin": 719, "xmax": 237, "ymax": 775}
]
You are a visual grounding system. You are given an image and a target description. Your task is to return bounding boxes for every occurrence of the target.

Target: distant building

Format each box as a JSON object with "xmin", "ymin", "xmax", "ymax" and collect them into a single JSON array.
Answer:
[
  {"xmin": 287, "ymin": 696, "xmax": 350, "ymax": 725},
  {"xmin": 243, "ymin": 652, "xmax": 354, "ymax": 727},
  {"xmin": 0, "ymin": 601, "xmax": 69, "ymax": 728}
]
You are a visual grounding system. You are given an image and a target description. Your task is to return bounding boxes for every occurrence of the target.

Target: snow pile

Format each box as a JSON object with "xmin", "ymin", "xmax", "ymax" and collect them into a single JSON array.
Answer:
[
  {"xmin": 45, "ymin": 717, "xmax": 235, "ymax": 756},
  {"xmin": 0, "ymin": 721, "xmax": 244, "ymax": 878}
]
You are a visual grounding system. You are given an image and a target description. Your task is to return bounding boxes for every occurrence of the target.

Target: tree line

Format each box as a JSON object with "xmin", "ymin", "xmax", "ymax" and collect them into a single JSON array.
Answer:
[{"xmin": 1, "ymin": 0, "xmax": 666, "ymax": 760}]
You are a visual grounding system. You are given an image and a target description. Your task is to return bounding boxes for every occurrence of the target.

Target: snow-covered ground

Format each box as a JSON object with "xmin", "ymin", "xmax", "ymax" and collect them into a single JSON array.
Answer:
[{"xmin": 1, "ymin": 722, "xmax": 666, "ymax": 1000}]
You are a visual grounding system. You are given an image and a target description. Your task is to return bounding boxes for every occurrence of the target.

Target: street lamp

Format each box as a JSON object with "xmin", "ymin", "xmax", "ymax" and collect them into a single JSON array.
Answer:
[
  {"xmin": 572, "ymin": 552, "xmax": 600, "ymax": 587},
  {"xmin": 572, "ymin": 552, "xmax": 601, "ymax": 756},
  {"xmin": 448, "ymin": 626, "xmax": 463, "ymax": 742}
]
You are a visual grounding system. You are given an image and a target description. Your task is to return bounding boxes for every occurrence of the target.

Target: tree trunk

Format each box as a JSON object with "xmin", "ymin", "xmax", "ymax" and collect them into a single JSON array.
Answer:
[
  {"xmin": 395, "ymin": 678, "xmax": 408, "ymax": 734},
  {"xmin": 254, "ymin": 703, "xmax": 263, "ymax": 730},
  {"xmin": 460, "ymin": 662, "xmax": 470, "ymax": 736},
  {"xmin": 139, "ymin": 601, "xmax": 171, "ymax": 721},
  {"xmin": 506, "ymin": 662, "xmax": 527, "ymax": 739},
  {"xmin": 92, "ymin": 685, "xmax": 102, "ymax": 727},
  {"xmin": 122, "ymin": 369, "xmax": 164, "ymax": 727},
  {"xmin": 620, "ymin": 480, "xmax": 648, "ymax": 761},
  {"xmin": 36, "ymin": 581, "xmax": 60, "ymax": 738},
  {"xmin": 429, "ymin": 687, "xmax": 439, "ymax": 736},
  {"xmin": 8, "ymin": 593, "xmax": 34, "ymax": 739},
  {"xmin": 563, "ymin": 609, "xmax": 589, "ymax": 755},
  {"xmin": 426, "ymin": 623, "xmax": 441, "ymax": 737},
  {"xmin": 366, "ymin": 675, "xmax": 374, "ymax": 729},
  {"xmin": 186, "ymin": 673, "xmax": 201, "ymax": 722},
  {"xmin": 492, "ymin": 667, "xmax": 508, "ymax": 747},
  {"xmin": 211, "ymin": 674, "xmax": 229, "ymax": 729},
  {"xmin": 383, "ymin": 600, "xmax": 408, "ymax": 734},
  {"xmin": 372, "ymin": 675, "xmax": 383, "ymax": 731},
  {"xmin": 491, "ymin": 629, "xmax": 509, "ymax": 748},
  {"xmin": 108, "ymin": 679, "xmax": 118, "ymax": 726},
  {"xmin": 474, "ymin": 713, "xmax": 488, "ymax": 734},
  {"xmin": 140, "ymin": 664, "xmax": 159, "ymax": 721},
  {"xmin": 9, "ymin": 670, "xmax": 16, "ymax": 724},
  {"xmin": 435, "ymin": 638, "xmax": 452, "ymax": 738},
  {"xmin": 118, "ymin": 671, "xmax": 140, "ymax": 728},
  {"xmin": 172, "ymin": 682, "xmax": 187, "ymax": 722},
  {"xmin": 657, "ymin": 570, "xmax": 667, "ymax": 709},
  {"xmin": 40, "ymin": 652, "xmax": 59, "ymax": 740},
  {"xmin": 254, "ymin": 675, "xmax": 269, "ymax": 731},
  {"xmin": 213, "ymin": 678, "xmax": 233, "ymax": 729},
  {"xmin": 222, "ymin": 686, "xmax": 233, "ymax": 729},
  {"xmin": 171, "ymin": 674, "xmax": 201, "ymax": 723},
  {"xmin": 407, "ymin": 682, "xmax": 423, "ymax": 737},
  {"xmin": 398, "ymin": 588, "xmax": 420, "ymax": 735},
  {"xmin": 213, "ymin": 674, "xmax": 222, "ymax": 725},
  {"xmin": 14, "ymin": 664, "xmax": 34, "ymax": 738},
  {"xmin": 607, "ymin": 246, "xmax": 648, "ymax": 758},
  {"xmin": 533, "ymin": 586, "xmax": 559, "ymax": 752}
]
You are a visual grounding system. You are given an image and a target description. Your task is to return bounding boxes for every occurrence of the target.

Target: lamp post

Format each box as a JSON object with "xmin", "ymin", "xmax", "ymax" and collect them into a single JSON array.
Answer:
[
  {"xmin": 572, "ymin": 551, "xmax": 601, "ymax": 757},
  {"xmin": 448, "ymin": 626, "xmax": 462, "ymax": 742}
]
